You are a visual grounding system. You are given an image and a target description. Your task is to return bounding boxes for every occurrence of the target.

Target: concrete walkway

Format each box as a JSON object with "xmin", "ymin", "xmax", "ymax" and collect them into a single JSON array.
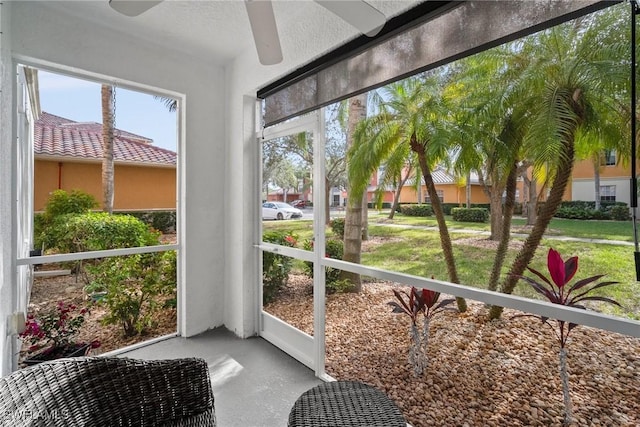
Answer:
[{"xmin": 376, "ymin": 222, "xmax": 635, "ymax": 246}]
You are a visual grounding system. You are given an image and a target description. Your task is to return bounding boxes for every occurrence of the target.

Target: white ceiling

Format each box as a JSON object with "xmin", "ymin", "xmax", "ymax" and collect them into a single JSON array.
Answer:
[{"xmin": 39, "ymin": 0, "xmax": 422, "ymax": 67}]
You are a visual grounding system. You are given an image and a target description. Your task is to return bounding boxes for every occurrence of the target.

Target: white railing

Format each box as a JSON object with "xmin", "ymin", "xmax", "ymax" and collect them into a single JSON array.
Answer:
[{"xmin": 260, "ymin": 244, "xmax": 640, "ymax": 339}]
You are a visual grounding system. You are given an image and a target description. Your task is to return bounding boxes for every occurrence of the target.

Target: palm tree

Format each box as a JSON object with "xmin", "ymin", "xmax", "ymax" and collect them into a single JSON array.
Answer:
[
  {"xmin": 489, "ymin": 9, "xmax": 627, "ymax": 319},
  {"xmin": 350, "ymin": 76, "xmax": 467, "ymax": 312},
  {"xmin": 101, "ymin": 85, "xmax": 115, "ymax": 214}
]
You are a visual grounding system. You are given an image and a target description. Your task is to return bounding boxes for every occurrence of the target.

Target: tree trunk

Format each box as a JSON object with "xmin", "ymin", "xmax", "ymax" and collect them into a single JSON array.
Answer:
[
  {"xmin": 411, "ymin": 135, "xmax": 467, "ymax": 312},
  {"xmin": 325, "ymin": 177, "xmax": 331, "ymax": 226},
  {"xmin": 593, "ymin": 156, "xmax": 601, "ymax": 211},
  {"xmin": 527, "ymin": 175, "xmax": 538, "ymax": 225},
  {"xmin": 466, "ymin": 172, "xmax": 471, "ymax": 208},
  {"xmin": 361, "ymin": 191, "xmax": 369, "ymax": 241},
  {"xmin": 341, "ymin": 93, "xmax": 367, "ymax": 291},
  {"xmin": 560, "ymin": 347, "xmax": 573, "ymax": 427},
  {"xmin": 101, "ymin": 85, "xmax": 115, "ymax": 214},
  {"xmin": 489, "ymin": 188, "xmax": 504, "ymax": 241},
  {"xmin": 489, "ymin": 132, "xmax": 576, "ymax": 320},
  {"xmin": 389, "ymin": 168, "xmax": 411, "ymax": 220},
  {"xmin": 487, "ymin": 162, "xmax": 517, "ymax": 292}
]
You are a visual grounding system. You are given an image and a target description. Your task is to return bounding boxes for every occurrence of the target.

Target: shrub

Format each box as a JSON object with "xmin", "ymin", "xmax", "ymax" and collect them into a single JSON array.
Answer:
[
  {"xmin": 125, "ymin": 211, "xmax": 176, "ymax": 233},
  {"xmin": 262, "ymin": 231, "xmax": 297, "ymax": 304},
  {"xmin": 159, "ymin": 250, "xmax": 178, "ymax": 308},
  {"xmin": 554, "ymin": 201, "xmax": 629, "ymax": 221},
  {"xmin": 43, "ymin": 189, "xmax": 98, "ymax": 220},
  {"xmin": 87, "ymin": 253, "xmax": 172, "ymax": 337},
  {"xmin": 451, "ymin": 207, "xmax": 488, "ymax": 223},
  {"xmin": 399, "ymin": 204, "xmax": 433, "ymax": 217},
  {"xmin": 608, "ymin": 204, "xmax": 630, "ymax": 221},
  {"xmin": 330, "ymin": 218, "xmax": 345, "ymax": 238},
  {"xmin": 42, "ymin": 212, "xmax": 160, "ymax": 254},
  {"xmin": 35, "ymin": 190, "xmax": 98, "ymax": 249},
  {"xmin": 302, "ymin": 239, "xmax": 345, "ymax": 292}
]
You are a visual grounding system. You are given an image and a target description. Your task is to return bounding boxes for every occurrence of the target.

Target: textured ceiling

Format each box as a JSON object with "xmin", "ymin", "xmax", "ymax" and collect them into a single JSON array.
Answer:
[{"xmin": 38, "ymin": 0, "xmax": 422, "ymax": 66}]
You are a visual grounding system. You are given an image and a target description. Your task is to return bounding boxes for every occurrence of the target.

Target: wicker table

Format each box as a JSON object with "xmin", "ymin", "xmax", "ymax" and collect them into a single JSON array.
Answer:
[{"xmin": 288, "ymin": 380, "xmax": 406, "ymax": 427}]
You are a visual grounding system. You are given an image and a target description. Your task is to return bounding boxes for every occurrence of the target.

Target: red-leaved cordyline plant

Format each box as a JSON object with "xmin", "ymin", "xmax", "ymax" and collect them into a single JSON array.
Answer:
[
  {"xmin": 389, "ymin": 285, "xmax": 455, "ymax": 376},
  {"xmin": 517, "ymin": 248, "xmax": 621, "ymax": 427}
]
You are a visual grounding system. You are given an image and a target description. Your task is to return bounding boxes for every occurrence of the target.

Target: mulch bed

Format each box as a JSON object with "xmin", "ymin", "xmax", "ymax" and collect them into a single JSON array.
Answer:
[{"xmin": 265, "ymin": 275, "xmax": 640, "ymax": 427}]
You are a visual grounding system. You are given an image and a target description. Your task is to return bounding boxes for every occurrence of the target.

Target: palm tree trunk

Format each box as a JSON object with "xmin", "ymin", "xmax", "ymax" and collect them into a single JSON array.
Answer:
[
  {"xmin": 389, "ymin": 168, "xmax": 411, "ymax": 220},
  {"xmin": 489, "ymin": 134, "xmax": 575, "ymax": 319},
  {"xmin": 527, "ymin": 175, "xmax": 538, "ymax": 225},
  {"xmin": 489, "ymin": 188, "xmax": 504, "ymax": 241},
  {"xmin": 487, "ymin": 162, "xmax": 517, "ymax": 292},
  {"xmin": 101, "ymin": 85, "xmax": 115, "ymax": 214},
  {"xmin": 593, "ymin": 157, "xmax": 601, "ymax": 211},
  {"xmin": 361, "ymin": 191, "xmax": 369, "ymax": 241},
  {"xmin": 466, "ymin": 172, "xmax": 471, "ymax": 208},
  {"xmin": 341, "ymin": 93, "xmax": 367, "ymax": 291},
  {"xmin": 411, "ymin": 135, "xmax": 467, "ymax": 312}
]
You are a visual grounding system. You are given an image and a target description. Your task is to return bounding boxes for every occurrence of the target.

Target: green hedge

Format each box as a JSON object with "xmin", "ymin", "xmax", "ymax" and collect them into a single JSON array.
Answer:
[
  {"xmin": 554, "ymin": 201, "xmax": 629, "ymax": 221},
  {"xmin": 42, "ymin": 212, "xmax": 160, "ymax": 254},
  {"xmin": 124, "ymin": 211, "xmax": 176, "ymax": 233},
  {"xmin": 451, "ymin": 207, "xmax": 489, "ymax": 223},
  {"xmin": 399, "ymin": 204, "xmax": 433, "ymax": 217}
]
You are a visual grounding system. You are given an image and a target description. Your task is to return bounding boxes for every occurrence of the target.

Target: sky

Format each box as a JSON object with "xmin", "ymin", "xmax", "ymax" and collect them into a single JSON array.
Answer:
[{"xmin": 38, "ymin": 70, "xmax": 178, "ymax": 152}]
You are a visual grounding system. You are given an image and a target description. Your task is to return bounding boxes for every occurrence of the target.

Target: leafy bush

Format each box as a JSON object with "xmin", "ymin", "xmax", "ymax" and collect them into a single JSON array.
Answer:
[
  {"xmin": 609, "ymin": 204, "xmax": 630, "ymax": 221},
  {"xmin": 399, "ymin": 204, "xmax": 433, "ymax": 217},
  {"xmin": 451, "ymin": 207, "xmax": 488, "ymax": 223},
  {"xmin": 330, "ymin": 218, "xmax": 345, "ymax": 238},
  {"xmin": 87, "ymin": 253, "xmax": 172, "ymax": 337},
  {"xmin": 35, "ymin": 190, "xmax": 98, "ymax": 249},
  {"xmin": 125, "ymin": 211, "xmax": 176, "ymax": 233},
  {"xmin": 43, "ymin": 189, "xmax": 98, "ymax": 220},
  {"xmin": 42, "ymin": 212, "xmax": 160, "ymax": 254},
  {"xmin": 302, "ymin": 239, "xmax": 345, "ymax": 293},
  {"xmin": 554, "ymin": 201, "xmax": 629, "ymax": 221},
  {"xmin": 159, "ymin": 250, "xmax": 178, "ymax": 308},
  {"xmin": 262, "ymin": 231, "xmax": 297, "ymax": 304}
]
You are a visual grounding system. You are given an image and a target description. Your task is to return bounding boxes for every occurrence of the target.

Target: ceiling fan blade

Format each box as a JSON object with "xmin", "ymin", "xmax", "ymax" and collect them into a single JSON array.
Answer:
[
  {"xmin": 315, "ymin": 0, "xmax": 385, "ymax": 37},
  {"xmin": 245, "ymin": 0, "xmax": 283, "ymax": 65},
  {"xmin": 109, "ymin": 0, "xmax": 163, "ymax": 17}
]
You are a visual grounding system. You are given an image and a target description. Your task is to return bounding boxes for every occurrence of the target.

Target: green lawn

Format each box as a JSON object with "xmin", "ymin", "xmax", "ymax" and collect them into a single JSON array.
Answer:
[{"xmin": 263, "ymin": 215, "xmax": 640, "ymax": 320}]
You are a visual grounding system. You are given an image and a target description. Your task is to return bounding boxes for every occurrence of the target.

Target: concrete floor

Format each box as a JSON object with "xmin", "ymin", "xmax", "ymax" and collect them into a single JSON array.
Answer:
[{"xmin": 120, "ymin": 328, "xmax": 322, "ymax": 427}]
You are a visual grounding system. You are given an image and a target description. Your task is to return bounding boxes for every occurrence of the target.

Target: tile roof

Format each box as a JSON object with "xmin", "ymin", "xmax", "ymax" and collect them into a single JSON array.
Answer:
[{"xmin": 35, "ymin": 112, "xmax": 176, "ymax": 166}]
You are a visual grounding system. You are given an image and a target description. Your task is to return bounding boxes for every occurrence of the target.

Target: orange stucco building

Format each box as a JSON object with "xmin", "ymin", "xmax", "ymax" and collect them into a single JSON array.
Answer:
[{"xmin": 34, "ymin": 112, "xmax": 176, "ymax": 212}]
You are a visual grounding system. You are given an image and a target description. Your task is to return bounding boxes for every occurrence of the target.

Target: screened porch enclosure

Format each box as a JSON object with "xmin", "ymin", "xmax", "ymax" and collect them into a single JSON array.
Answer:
[{"xmin": 1, "ymin": 1, "xmax": 639, "ymax": 424}]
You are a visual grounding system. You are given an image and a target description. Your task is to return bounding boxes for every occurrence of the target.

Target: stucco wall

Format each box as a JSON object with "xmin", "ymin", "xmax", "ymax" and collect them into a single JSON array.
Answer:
[
  {"xmin": 7, "ymin": 2, "xmax": 226, "ymax": 344},
  {"xmin": 398, "ymin": 184, "xmax": 490, "ymax": 204},
  {"xmin": 34, "ymin": 159, "xmax": 176, "ymax": 211}
]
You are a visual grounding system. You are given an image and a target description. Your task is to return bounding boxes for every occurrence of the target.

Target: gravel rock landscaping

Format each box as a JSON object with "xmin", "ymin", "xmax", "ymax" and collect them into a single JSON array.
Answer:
[{"xmin": 265, "ymin": 276, "xmax": 640, "ymax": 427}]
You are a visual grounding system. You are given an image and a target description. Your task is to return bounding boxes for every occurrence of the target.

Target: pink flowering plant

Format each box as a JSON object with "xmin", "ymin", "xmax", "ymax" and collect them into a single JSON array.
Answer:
[
  {"xmin": 20, "ymin": 301, "xmax": 100, "ymax": 357},
  {"xmin": 516, "ymin": 248, "xmax": 620, "ymax": 427}
]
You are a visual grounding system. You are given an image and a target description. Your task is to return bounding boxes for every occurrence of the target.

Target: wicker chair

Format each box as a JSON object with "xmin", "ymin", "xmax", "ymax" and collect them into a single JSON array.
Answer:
[
  {"xmin": 0, "ymin": 357, "xmax": 216, "ymax": 427},
  {"xmin": 288, "ymin": 381, "xmax": 406, "ymax": 427}
]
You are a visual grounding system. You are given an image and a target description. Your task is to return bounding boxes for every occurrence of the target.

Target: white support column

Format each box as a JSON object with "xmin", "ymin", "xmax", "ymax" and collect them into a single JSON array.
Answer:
[{"xmin": 312, "ymin": 108, "xmax": 327, "ymax": 379}]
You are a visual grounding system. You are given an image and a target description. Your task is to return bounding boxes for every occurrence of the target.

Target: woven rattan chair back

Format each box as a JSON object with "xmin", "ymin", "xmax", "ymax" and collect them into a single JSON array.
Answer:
[{"xmin": 0, "ymin": 357, "xmax": 216, "ymax": 427}]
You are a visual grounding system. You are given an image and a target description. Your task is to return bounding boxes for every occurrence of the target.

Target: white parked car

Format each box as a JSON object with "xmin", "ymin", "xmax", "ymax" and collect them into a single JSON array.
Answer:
[{"xmin": 262, "ymin": 202, "xmax": 303, "ymax": 220}]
